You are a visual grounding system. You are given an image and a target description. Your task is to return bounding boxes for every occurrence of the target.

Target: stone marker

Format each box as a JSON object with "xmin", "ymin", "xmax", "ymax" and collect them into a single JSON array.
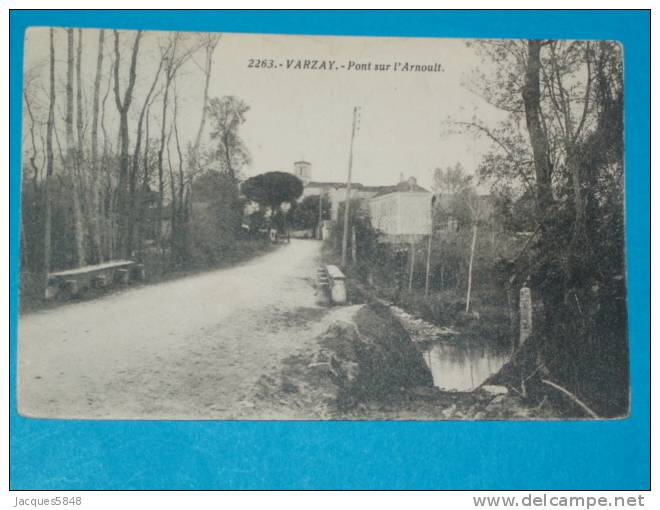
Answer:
[{"xmin": 519, "ymin": 286, "xmax": 532, "ymax": 345}]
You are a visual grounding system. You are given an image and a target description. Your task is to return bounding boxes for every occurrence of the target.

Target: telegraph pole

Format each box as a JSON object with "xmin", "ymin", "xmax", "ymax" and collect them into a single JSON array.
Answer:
[
  {"xmin": 341, "ymin": 106, "xmax": 359, "ymax": 268},
  {"xmin": 318, "ymin": 191, "xmax": 323, "ymax": 240}
]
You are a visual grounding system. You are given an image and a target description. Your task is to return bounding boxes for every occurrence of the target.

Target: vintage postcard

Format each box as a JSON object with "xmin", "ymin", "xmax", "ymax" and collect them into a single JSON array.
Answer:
[{"xmin": 18, "ymin": 28, "xmax": 627, "ymax": 420}]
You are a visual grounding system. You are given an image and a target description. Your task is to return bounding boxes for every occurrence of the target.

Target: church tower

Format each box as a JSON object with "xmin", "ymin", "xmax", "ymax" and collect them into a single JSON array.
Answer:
[{"xmin": 293, "ymin": 161, "xmax": 311, "ymax": 184}]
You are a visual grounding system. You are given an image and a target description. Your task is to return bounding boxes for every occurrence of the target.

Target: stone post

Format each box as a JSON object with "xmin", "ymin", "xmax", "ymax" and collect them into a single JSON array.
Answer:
[{"xmin": 519, "ymin": 286, "xmax": 533, "ymax": 345}]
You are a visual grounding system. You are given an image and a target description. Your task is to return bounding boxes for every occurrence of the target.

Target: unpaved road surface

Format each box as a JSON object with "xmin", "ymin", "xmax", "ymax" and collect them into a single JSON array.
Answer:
[{"xmin": 18, "ymin": 240, "xmax": 331, "ymax": 419}]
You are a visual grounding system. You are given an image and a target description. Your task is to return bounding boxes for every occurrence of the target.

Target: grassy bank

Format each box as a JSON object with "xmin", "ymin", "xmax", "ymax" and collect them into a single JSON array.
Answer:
[
  {"xmin": 320, "ymin": 240, "xmax": 513, "ymax": 345},
  {"xmin": 247, "ymin": 302, "xmax": 558, "ymax": 420}
]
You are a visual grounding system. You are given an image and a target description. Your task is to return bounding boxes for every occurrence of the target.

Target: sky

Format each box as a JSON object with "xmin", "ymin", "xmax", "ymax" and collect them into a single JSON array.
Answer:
[{"xmin": 23, "ymin": 28, "xmax": 507, "ymax": 191}]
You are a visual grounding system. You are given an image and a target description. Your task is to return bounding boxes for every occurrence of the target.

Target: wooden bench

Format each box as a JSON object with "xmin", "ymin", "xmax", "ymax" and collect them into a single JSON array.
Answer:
[
  {"xmin": 45, "ymin": 260, "xmax": 145, "ymax": 300},
  {"xmin": 325, "ymin": 264, "xmax": 347, "ymax": 305}
]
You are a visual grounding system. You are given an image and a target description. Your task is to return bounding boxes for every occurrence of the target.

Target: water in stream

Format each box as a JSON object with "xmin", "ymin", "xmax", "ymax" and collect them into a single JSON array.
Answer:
[
  {"xmin": 388, "ymin": 304, "xmax": 511, "ymax": 392},
  {"xmin": 422, "ymin": 340, "xmax": 510, "ymax": 392}
]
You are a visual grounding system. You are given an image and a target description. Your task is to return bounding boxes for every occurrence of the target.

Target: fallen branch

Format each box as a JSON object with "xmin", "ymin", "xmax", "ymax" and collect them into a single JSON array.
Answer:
[
  {"xmin": 523, "ymin": 363, "xmax": 545, "ymax": 383},
  {"xmin": 541, "ymin": 379, "xmax": 599, "ymax": 419}
]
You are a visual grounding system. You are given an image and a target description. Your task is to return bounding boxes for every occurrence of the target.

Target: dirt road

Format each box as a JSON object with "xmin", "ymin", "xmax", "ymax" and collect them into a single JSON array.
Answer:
[{"xmin": 18, "ymin": 240, "xmax": 330, "ymax": 419}]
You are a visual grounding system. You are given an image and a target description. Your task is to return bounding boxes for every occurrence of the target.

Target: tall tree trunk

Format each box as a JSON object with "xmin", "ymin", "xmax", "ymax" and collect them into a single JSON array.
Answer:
[
  {"xmin": 522, "ymin": 40, "xmax": 554, "ymax": 230},
  {"xmin": 76, "ymin": 29, "xmax": 94, "ymax": 258},
  {"xmin": 23, "ymin": 90, "xmax": 40, "ymax": 183},
  {"xmin": 155, "ymin": 37, "xmax": 179, "ymax": 253},
  {"xmin": 153, "ymin": 34, "xmax": 193, "ymax": 253},
  {"xmin": 66, "ymin": 28, "xmax": 86, "ymax": 267},
  {"xmin": 191, "ymin": 35, "xmax": 220, "ymax": 171},
  {"xmin": 89, "ymin": 29, "xmax": 105, "ymax": 263},
  {"xmin": 138, "ymin": 104, "xmax": 152, "ymax": 259},
  {"xmin": 156, "ymin": 75, "xmax": 171, "ymax": 252},
  {"xmin": 23, "ymin": 83, "xmax": 40, "ymax": 273},
  {"xmin": 99, "ymin": 62, "xmax": 113, "ymax": 260},
  {"xmin": 43, "ymin": 28, "xmax": 56, "ymax": 278},
  {"xmin": 128, "ymin": 58, "xmax": 162, "ymax": 256},
  {"xmin": 522, "ymin": 39, "xmax": 565, "ymax": 319},
  {"xmin": 113, "ymin": 29, "xmax": 142, "ymax": 258},
  {"xmin": 166, "ymin": 130, "xmax": 178, "ymax": 263},
  {"xmin": 168, "ymin": 88, "xmax": 189, "ymax": 265},
  {"xmin": 75, "ymin": 29, "xmax": 84, "ymax": 166}
]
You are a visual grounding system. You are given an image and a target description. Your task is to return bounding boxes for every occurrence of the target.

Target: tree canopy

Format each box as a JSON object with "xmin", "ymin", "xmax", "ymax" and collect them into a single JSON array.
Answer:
[
  {"xmin": 241, "ymin": 171, "xmax": 304, "ymax": 210},
  {"xmin": 207, "ymin": 95, "xmax": 251, "ymax": 180},
  {"xmin": 288, "ymin": 194, "xmax": 331, "ymax": 231}
]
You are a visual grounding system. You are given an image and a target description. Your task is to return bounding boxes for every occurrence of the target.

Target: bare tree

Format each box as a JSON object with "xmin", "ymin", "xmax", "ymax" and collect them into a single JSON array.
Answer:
[
  {"xmin": 170, "ymin": 33, "xmax": 222, "ymax": 261},
  {"xmin": 154, "ymin": 33, "xmax": 195, "ymax": 250},
  {"xmin": 75, "ymin": 29, "xmax": 84, "ymax": 166},
  {"xmin": 99, "ymin": 53, "xmax": 115, "ymax": 258},
  {"xmin": 22, "ymin": 65, "xmax": 46, "ymax": 273},
  {"xmin": 89, "ymin": 29, "xmax": 105, "ymax": 263},
  {"xmin": 43, "ymin": 28, "xmax": 56, "ymax": 276},
  {"xmin": 113, "ymin": 29, "xmax": 143, "ymax": 258},
  {"xmin": 23, "ymin": 66, "xmax": 43, "ymax": 184},
  {"xmin": 170, "ymin": 84, "xmax": 188, "ymax": 265},
  {"xmin": 190, "ymin": 33, "xmax": 221, "ymax": 172},
  {"xmin": 137, "ymin": 98, "xmax": 157, "ymax": 258},
  {"xmin": 464, "ymin": 191, "xmax": 485, "ymax": 314},
  {"xmin": 75, "ymin": 28, "xmax": 96, "ymax": 263},
  {"xmin": 127, "ymin": 51, "xmax": 163, "ymax": 256},
  {"xmin": 66, "ymin": 28, "xmax": 86, "ymax": 267}
]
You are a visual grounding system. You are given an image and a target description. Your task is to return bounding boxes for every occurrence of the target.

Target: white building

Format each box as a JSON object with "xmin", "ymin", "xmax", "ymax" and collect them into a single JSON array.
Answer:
[
  {"xmin": 368, "ymin": 176, "xmax": 433, "ymax": 243},
  {"xmin": 292, "ymin": 162, "xmax": 383, "ymax": 221},
  {"xmin": 288, "ymin": 163, "xmax": 432, "ymax": 241}
]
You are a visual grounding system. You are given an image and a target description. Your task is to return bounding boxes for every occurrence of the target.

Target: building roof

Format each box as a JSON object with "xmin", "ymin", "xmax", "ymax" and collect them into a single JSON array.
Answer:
[
  {"xmin": 306, "ymin": 181, "xmax": 351, "ymax": 189},
  {"xmin": 360, "ymin": 185, "xmax": 388, "ymax": 192},
  {"xmin": 306, "ymin": 181, "xmax": 383, "ymax": 191},
  {"xmin": 371, "ymin": 180, "xmax": 430, "ymax": 198},
  {"xmin": 305, "ymin": 178, "xmax": 429, "ymax": 197}
]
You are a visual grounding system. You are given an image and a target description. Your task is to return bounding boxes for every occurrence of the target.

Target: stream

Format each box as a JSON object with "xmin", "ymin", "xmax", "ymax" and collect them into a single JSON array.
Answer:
[{"xmin": 388, "ymin": 305, "xmax": 511, "ymax": 392}]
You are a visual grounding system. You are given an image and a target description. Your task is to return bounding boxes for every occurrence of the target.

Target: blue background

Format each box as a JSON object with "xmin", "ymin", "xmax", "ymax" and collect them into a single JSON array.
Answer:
[{"xmin": 9, "ymin": 10, "xmax": 650, "ymax": 490}]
